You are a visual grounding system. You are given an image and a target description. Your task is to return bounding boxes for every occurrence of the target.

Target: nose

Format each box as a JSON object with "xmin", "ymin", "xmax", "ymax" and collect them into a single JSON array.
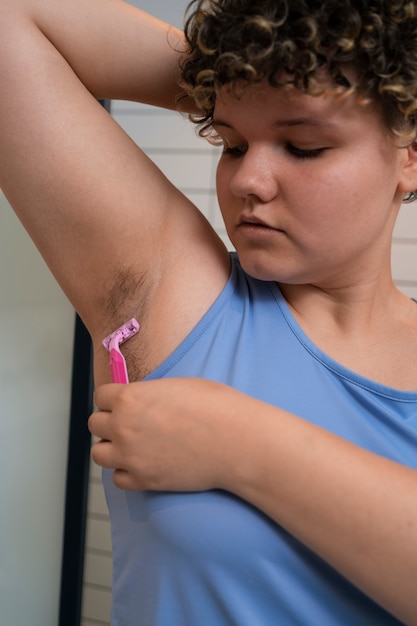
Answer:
[{"xmin": 229, "ymin": 146, "xmax": 279, "ymax": 203}]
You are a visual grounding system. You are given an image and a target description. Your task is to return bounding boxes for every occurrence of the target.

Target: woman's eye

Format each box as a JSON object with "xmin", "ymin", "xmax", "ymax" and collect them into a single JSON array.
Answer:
[
  {"xmin": 286, "ymin": 143, "xmax": 326, "ymax": 159},
  {"xmin": 222, "ymin": 144, "xmax": 248, "ymax": 157}
]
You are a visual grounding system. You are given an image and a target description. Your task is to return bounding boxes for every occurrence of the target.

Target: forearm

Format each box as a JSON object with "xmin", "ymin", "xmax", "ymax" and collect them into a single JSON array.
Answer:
[
  {"xmin": 0, "ymin": 0, "xmax": 187, "ymax": 108},
  {"xmin": 223, "ymin": 394, "xmax": 417, "ymax": 624}
]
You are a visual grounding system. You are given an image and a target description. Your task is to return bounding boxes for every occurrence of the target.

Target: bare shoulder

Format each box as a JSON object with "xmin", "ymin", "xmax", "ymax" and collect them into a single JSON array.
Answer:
[
  {"xmin": 288, "ymin": 288, "xmax": 417, "ymax": 392},
  {"xmin": 351, "ymin": 295, "xmax": 417, "ymax": 391}
]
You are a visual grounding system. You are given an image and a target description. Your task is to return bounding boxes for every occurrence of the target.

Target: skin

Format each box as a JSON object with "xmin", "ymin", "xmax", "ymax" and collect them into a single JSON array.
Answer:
[{"xmin": 0, "ymin": 1, "xmax": 417, "ymax": 623}]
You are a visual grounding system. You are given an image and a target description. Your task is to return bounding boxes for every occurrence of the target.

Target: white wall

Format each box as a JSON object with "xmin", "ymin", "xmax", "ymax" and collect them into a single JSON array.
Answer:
[{"xmin": 0, "ymin": 194, "xmax": 75, "ymax": 626}]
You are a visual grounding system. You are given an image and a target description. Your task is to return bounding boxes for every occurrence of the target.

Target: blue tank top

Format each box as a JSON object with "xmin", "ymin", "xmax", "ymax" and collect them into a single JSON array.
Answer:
[{"xmin": 103, "ymin": 253, "xmax": 417, "ymax": 625}]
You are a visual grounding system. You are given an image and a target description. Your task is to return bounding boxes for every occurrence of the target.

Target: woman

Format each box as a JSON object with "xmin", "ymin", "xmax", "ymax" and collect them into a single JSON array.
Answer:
[{"xmin": 0, "ymin": 0, "xmax": 416, "ymax": 624}]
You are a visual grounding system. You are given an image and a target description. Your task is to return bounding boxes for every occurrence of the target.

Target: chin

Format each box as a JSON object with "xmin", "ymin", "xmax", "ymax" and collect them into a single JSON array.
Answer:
[
  {"xmin": 236, "ymin": 250, "xmax": 282, "ymax": 282},
  {"xmin": 235, "ymin": 249, "xmax": 311, "ymax": 285}
]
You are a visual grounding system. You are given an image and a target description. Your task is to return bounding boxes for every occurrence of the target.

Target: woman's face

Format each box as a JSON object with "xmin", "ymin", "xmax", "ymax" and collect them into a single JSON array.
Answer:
[{"xmin": 214, "ymin": 82, "xmax": 410, "ymax": 289}]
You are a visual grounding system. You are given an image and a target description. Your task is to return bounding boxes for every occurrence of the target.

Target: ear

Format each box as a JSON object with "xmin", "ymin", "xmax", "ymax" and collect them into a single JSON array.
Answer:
[{"xmin": 397, "ymin": 141, "xmax": 417, "ymax": 195}]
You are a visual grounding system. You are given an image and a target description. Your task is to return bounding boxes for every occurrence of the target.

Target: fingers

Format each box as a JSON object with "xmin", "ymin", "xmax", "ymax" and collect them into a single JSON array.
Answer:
[
  {"xmin": 90, "ymin": 419, "xmax": 145, "ymax": 490},
  {"xmin": 90, "ymin": 382, "xmax": 132, "ymax": 437},
  {"xmin": 88, "ymin": 408, "xmax": 111, "ymax": 441},
  {"xmin": 88, "ymin": 406, "xmax": 124, "ymax": 470},
  {"xmin": 90, "ymin": 438, "xmax": 116, "ymax": 469},
  {"xmin": 93, "ymin": 382, "xmax": 124, "ymax": 411},
  {"xmin": 89, "ymin": 384, "xmax": 142, "ymax": 480},
  {"xmin": 112, "ymin": 468, "xmax": 142, "ymax": 491}
]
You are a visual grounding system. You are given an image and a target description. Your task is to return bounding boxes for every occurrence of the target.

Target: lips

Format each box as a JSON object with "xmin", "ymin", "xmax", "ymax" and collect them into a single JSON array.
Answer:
[
  {"xmin": 239, "ymin": 213, "xmax": 268, "ymax": 226},
  {"xmin": 237, "ymin": 214, "xmax": 282, "ymax": 231}
]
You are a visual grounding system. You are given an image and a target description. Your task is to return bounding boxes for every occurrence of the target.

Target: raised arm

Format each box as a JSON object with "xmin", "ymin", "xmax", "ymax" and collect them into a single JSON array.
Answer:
[
  {"xmin": 0, "ymin": 0, "xmax": 229, "ymax": 380},
  {"xmin": 7, "ymin": 0, "xmax": 188, "ymax": 107}
]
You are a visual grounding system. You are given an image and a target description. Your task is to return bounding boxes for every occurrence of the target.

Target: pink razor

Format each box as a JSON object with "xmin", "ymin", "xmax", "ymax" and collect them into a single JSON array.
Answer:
[{"xmin": 102, "ymin": 318, "xmax": 140, "ymax": 383}]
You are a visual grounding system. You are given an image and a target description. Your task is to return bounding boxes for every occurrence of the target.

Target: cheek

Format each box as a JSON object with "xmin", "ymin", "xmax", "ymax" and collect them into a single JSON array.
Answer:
[
  {"xmin": 302, "ymin": 173, "xmax": 394, "ymax": 254},
  {"xmin": 215, "ymin": 164, "xmax": 234, "ymax": 216},
  {"xmin": 300, "ymin": 158, "xmax": 375, "ymax": 220}
]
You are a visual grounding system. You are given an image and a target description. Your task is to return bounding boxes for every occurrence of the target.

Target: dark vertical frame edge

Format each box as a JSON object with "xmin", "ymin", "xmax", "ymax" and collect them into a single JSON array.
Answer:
[{"xmin": 58, "ymin": 314, "xmax": 94, "ymax": 626}]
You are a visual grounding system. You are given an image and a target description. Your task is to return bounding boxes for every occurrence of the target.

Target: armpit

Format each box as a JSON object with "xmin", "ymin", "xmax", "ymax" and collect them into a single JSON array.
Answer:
[
  {"xmin": 97, "ymin": 264, "xmax": 155, "ymax": 380},
  {"xmin": 101, "ymin": 265, "xmax": 150, "ymax": 321}
]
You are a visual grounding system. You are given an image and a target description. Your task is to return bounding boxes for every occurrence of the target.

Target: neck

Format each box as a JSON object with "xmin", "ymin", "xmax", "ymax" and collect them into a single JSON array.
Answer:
[
  {"xmin": 280, "ymin": 252, "xmax": 397, "ymax": 334},
  {"xmin": 279, "ymin": 274, "xmax": 417, "ymax": 390}
]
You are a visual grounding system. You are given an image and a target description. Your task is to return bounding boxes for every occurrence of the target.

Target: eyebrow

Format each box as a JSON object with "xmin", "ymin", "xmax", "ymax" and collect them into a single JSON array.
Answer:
[{"xmin": 213, "ymin": 117, "xmax": 337, "ymax": 129}]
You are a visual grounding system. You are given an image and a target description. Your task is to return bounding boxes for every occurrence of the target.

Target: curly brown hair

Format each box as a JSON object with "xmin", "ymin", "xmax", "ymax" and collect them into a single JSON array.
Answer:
[{"xmin": 181, "ymin": 0, "xmax": 417, "ymax": 202}]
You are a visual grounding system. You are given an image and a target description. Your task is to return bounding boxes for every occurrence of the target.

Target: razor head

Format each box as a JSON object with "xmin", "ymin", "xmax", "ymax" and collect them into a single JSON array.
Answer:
[{"xmin": 102, "ymin": 318, "xmax": 140, "ymax": 351}]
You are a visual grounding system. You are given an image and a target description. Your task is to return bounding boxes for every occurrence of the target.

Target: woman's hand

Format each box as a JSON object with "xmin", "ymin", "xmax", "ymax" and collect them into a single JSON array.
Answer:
[{"xmin": 89, "ymin": 378, "xmax": 245, "ymax": 492}]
